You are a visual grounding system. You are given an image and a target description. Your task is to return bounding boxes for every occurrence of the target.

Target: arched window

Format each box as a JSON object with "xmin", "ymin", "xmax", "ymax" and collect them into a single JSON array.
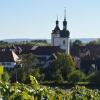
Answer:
[{"xmin": 63, "ymin": 40, "xmax": 65, "ymax": 45}]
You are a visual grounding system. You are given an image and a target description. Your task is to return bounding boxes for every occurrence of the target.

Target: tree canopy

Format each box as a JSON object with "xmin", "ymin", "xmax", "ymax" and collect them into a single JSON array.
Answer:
[{"xmin": 44, "ymin": 53, "xmax": 76, "ymax": 81}]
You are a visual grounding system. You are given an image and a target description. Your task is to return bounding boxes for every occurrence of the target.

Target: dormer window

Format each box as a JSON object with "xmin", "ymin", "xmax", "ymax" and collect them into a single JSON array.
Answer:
[{"xmin": 2, "ymin": 49, "xmax": 5, "ymax": 51}]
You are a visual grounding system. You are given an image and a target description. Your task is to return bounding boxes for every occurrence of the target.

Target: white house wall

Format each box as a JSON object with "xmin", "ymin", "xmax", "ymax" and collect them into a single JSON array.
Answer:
[{"xmin": 0, "ymin": 62, "xmax": 16, "ymax": 69}]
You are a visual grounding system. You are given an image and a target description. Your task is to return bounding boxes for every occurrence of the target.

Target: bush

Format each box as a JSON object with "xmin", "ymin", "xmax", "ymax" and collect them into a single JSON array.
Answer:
[
  {"xmin": 32, "ymin": 68, "xmax": 40, "ymax": 80},
  {"xmin": 1, "ymin": 77, "xmax": 100, "ymax": 100},
  {"xmin": 54, "ymin": 73, "xmax": 63, "ymax": 84},
  {"xmin": 68, "ymin": 70, "xmax": 86, "ymax": 83},
  {"xmin": 2, "ymin": 71, "xmax": 10, "ymax": 82},
  {"xmin": 0, "ymin": 65, "xmax": 3, "ymax": 80}
]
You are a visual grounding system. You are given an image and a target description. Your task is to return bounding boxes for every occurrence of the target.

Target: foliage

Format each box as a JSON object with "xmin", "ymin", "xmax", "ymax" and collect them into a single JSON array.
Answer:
[
  {"xmin": 73, "ymin": 39, "xmax": 83, "ymax": 46},
  {"xmin": 87, "ymin": 71, "xmax": 100, "ymax": 83},
  {"xmin": 32, "ymin": 68, "xmax": 41, "ymax": 80},
  {"xmin": 44, "ymin": 53, "xmax": 75, "ymax": 81},
  {"xmin": 54, "ymin": 70, "xmax": 64, "ymax": 84},
  {"xmin": 0, "ymin": 41, "xmax": 11, "ymax": 48},
  {"xmin": 0, "ymin": 77, "xmax": 100, "ymax": 100},
  {"xmin": 10, "ymin": 53, "xmax": 40, "ymax": 83},
  {"xmin": 68, "ymin": 70, "xmax": 86, "ymax": 83},
  {"xmin": 71, "ymin": 85, "xmax": 100, "ymax": 100},
  {"xmin": 0, "ymin": 65, "xmax": 3, "ymax": 80},
  {"xmin": 0, "ymin": 65, "xmax": 3, "ymax": 75},
  {"xmin": 2, "ymin": 70, "xmax": 10, "ymax": 82},
  {"xmin": 21, "ymin": 53, "xmax": 37, "ymax": 70},
  {"xmin": 15, "ymin": 40, "xmax": 50, "ymax": 46},
  {"xmin": 86, "ymin": 40, "xmax": 97, "ymax": 46},
  {"xmin": 0, "ymin": 76, "xmax": 69, "ymax": 100}
]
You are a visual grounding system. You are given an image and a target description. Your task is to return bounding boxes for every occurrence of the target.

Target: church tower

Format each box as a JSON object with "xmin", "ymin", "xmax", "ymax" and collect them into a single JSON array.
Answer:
[{"xmin": 51, "ymin": 10, "xmax": 70, "ymax": 54}]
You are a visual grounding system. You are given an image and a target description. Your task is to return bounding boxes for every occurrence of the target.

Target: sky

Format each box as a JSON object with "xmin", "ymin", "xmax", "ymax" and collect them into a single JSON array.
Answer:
[{"xmin": 0, "ymin": 0, "xmax": 100, "ymax": 40}]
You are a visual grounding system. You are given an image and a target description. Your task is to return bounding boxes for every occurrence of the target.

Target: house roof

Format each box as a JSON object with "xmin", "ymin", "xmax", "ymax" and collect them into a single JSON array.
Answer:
[
  {"xmin": 71, "ymin": 45, "xmax": 100, "ymax": 59},
  {"xmin": 47, "ymin": 53, "xmax": 57, "ymax": 61},
  {"xmin": 14, "ymin": 45, "xmax": 33, "ymax": 54},
  {"xmin": 31, "ymin": 46, "xmax": 65, "ymax": 55},
  {"xmin": 0, "ymin": 50, "xmax": 20, "ymax": 62}
]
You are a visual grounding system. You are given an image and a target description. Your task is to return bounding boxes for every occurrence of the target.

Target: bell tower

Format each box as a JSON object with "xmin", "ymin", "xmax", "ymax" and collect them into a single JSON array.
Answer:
[{"xmin": 51, "ymin": 9, "xmax": 70, "ymax": 54}]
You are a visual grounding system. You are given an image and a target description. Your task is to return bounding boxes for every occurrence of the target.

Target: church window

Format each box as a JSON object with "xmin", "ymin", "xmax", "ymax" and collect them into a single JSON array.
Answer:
[{"xmin": 63, "ymin": 40, "xmax": 65, "ymax": 45}]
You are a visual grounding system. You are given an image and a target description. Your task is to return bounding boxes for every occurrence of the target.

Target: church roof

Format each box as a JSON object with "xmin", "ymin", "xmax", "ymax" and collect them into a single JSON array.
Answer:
[
  {"xmin": 60, "ymin": 29, "xmax": 70, "ymax": 38},
  {"xmin": 52, "ymin": 26, "xmax": 60, "ymax": 34},
  {"xmin": 51, "ymin": 17, "xmax": 70, "ymax": 37},
  {"xmin": 52, "ymin": 20, "xmax": 60, "ymax": 34},
  {"xmin": 31, "ymin": 46, "xmax": 65, "ymax": 55}
]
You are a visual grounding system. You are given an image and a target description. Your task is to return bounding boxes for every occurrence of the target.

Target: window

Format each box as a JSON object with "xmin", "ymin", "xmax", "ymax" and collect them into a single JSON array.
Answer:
[
  {"xmin": 2, "ymin": 63, "xmax": 5, "ymax": 65},
  {"xmin": 6, "ymin": 63, "xmax": 11, "ymax": 65},
  {"xmin": 63, "ymin": 40, "xmax": 65, "ymax": 45}
]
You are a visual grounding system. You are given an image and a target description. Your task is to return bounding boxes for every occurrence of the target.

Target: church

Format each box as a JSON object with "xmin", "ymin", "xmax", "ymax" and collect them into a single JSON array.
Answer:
[
  {"xmin": 28, "ymin": 12, "xmax": 71, "ymax": 67},
  {"xmin": 14, "ymin": 12, "xmax": 71, "ymax": 68},
  {"xmin": 51, "ymin": 13, "xmax": 70, "ymax": 54}
]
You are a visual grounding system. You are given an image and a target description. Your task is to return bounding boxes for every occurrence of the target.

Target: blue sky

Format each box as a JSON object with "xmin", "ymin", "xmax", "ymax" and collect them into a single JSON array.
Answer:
[{"xmin": 0, "ymin": 0, "xmax": 100, "ymax": 40}]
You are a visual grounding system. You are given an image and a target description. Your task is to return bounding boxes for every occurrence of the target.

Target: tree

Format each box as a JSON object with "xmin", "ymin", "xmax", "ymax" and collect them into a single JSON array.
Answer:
[
  {"xmin": 0, "ymin": 65, "xmax": 3, "ymax": 80},
  {"xmin": 21, "ymin": 53, "xmax": 39, "ymax": 82},
  {"xmin": 61, "ymin": 54, "xmax": 75, "ymax": 80},
  {"xmin": 10, "ymin": 53, "xmax": 39, "ymax": 83},
  {"xmin": 73, "ymin": 39, "xmax": 83, "ymax": 46},
  {"xmin": 86, "ymin": 40, "xmax": 97, "ymax": 46},
  {"xmin": 54, "ymin": 70, "xmax": 63, "ymax": 84},
  {"xmin": 44, "ymin": 53, "xmax": 75, "ymax": 81},
  {"xmin": 68, "ymin": 70, "xmax": 86, "ymax": 83},
  {"xmin": 2, "ymin": 69, "xmax": 10, "ymax": 82}
]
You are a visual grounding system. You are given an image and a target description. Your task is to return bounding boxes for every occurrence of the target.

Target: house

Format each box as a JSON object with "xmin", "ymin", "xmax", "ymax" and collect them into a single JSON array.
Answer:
[
  {"xmin": 71, "ymin": 45, "xmax": 100, "ymax": 73},
  {"xmin": 30, "ymin": 46, "xmax": 65, "ymax": 67},
  {"xmin": 11, "ymin": 44, "xmax": 65, "ymax": 67},
  {"xmin": 0, "ymin": 49, "xmax": 20, "ymax": 69}
]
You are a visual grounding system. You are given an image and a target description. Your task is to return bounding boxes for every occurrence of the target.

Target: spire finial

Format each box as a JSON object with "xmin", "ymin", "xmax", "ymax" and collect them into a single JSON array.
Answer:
[
  {"xmin": 63, "ymin": 7, "xmax": 67, "ymax": 30},
  {"xmin": 57, "ymin": 15, "xmax": 58, "ymax": 21},
  {"xmin": 56, "ymin": 15, "xmax": 59, "ymax": 26},
  {"xmin": 64, "ymin": 7, "xmax": 66, "ymax": 20}
]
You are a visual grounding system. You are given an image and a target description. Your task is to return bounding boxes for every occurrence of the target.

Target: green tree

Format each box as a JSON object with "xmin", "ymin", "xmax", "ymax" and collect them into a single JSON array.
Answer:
[
  {"xmin": 54, "ymin": 70, "xmax": 63, "ymax": 84},
  {"xmin": 87, "ymin": 40, "xmax": 97, "ymax": 46},
  {"xmin": 11, "ymin": 53, "xmax": 39, "ymax": 83},
  {"xmin": 2, "ymin": 70, "xmax": 10, "ymax": 82},
  {"xmin": 73, "ymin": 39, "xmax": 83, "ymax": 46},
  {"xmin": 44, "ymin": 53, "xmax": 75, "ymax": 81},
  {"xmin": 68, "ymin": 70, "xmax": 86, "ymax": 83},
  {"xmin": 0, "ymin": 65, "xmax": 3, "ymax": 80},
  {"xmin": 21, "ymin": 53, "xmax": 38, "ymax": 78}
]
